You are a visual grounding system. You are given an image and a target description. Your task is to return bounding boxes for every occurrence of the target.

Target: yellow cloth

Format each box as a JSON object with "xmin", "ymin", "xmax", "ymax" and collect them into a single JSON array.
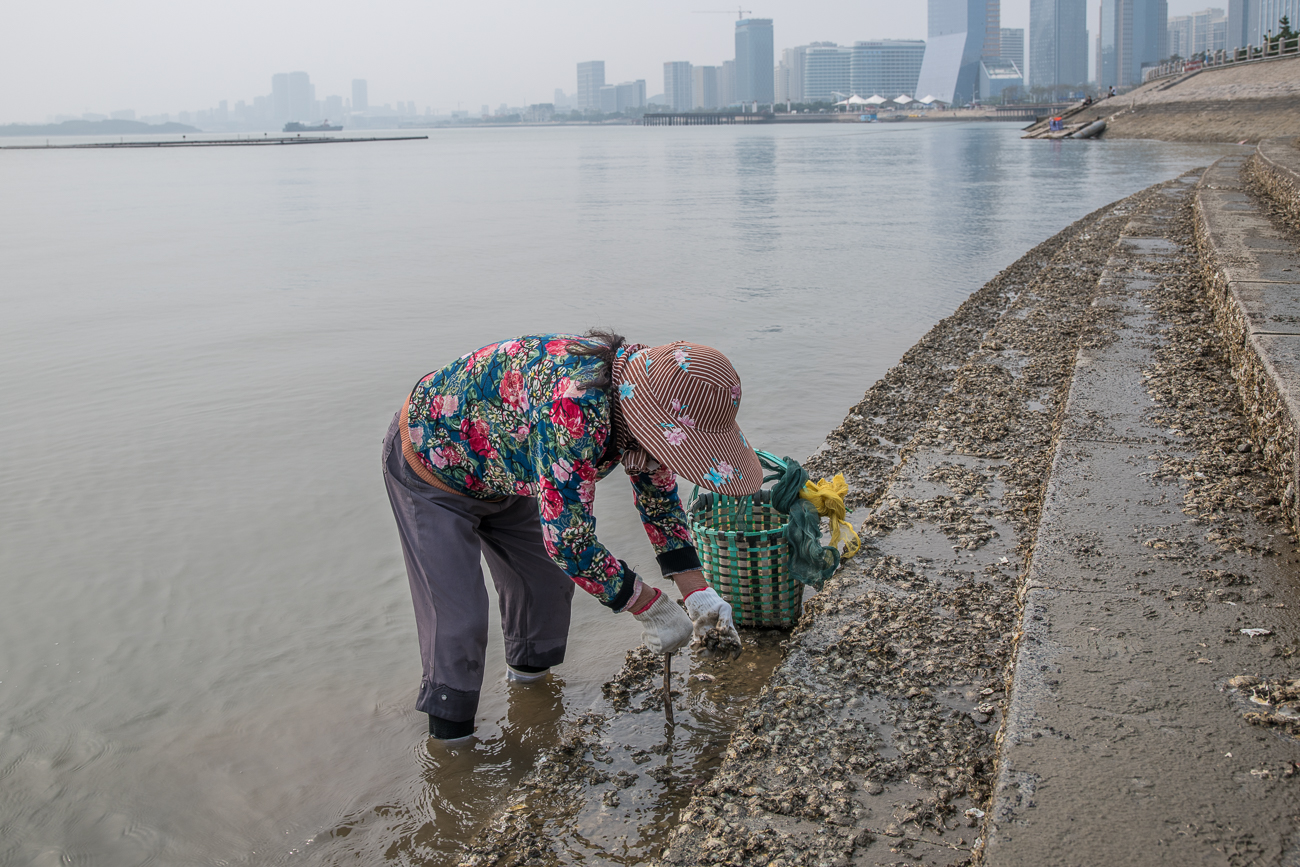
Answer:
[{"xmin": 798, "ymin": 474, "xmax": 861, "ymax": 559}]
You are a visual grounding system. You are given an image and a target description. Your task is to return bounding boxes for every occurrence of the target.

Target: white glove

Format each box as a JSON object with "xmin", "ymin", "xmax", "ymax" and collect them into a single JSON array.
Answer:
[
  {"xmin": 632, "ymin": 589, "xmax": 694, "ymax": 654},
  {"xmin": 684, "ymin": 587, "xmax": 740, "ymax": 644}
]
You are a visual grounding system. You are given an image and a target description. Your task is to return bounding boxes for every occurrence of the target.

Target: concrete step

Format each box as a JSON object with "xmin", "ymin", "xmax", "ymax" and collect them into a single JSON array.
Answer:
[
  {"xmin": 984, "ymin": 167, "xmax": 1300, "ymax": 866},
  {"xmin": 1249, "ymin": 138, "xmax": 1300, "ymax": 231},
  {"xmin": 1198, "ymin": 150, "xmax": 1300, "ymax": 540}
]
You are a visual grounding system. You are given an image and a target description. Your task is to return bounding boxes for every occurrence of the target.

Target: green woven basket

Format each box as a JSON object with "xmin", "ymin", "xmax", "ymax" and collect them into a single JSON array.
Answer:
[{"xmin": 686, "ymin": 453, "xmax": 802, "ymax": 628}]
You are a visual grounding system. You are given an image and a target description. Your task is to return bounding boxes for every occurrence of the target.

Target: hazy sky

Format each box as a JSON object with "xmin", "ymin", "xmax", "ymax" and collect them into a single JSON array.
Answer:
[{"xmin": 3, "ymin": 0, "xmax": 1221, "ymax": 121}]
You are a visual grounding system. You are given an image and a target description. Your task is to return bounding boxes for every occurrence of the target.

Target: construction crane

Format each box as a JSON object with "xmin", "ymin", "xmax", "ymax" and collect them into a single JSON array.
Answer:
[{"xmin": 692, "ymin": 7, "xmax": 753, "ymax": 18}]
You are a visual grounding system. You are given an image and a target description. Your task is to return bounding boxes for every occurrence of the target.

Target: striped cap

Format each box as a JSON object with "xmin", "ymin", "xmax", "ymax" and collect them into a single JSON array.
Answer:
[{"xmin": 618, "ymin": 341, "xmax": 761, "ymax": 497}]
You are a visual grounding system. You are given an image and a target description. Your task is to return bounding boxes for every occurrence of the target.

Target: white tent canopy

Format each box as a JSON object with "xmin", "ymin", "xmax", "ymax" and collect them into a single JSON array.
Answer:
[
  {"xmin": 918, "ymin": 95, "xmax": 939, "ymax": 105},
  {"xmin": 847, "ymin": 94, "xmax": 872, "ymax": 105},
  {"xmin": 864, "ymin": 94, "xmax": 887, "ymax": 105},
  {"xmin": 893, "ymin": 95, "xmax": 914, "ymax": 104}
]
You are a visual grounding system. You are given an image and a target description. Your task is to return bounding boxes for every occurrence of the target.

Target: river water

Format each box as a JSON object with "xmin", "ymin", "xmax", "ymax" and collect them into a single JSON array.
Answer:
[{"xmin": 0, "ymin": 124, "xmax": 1232, "ymax": 866}]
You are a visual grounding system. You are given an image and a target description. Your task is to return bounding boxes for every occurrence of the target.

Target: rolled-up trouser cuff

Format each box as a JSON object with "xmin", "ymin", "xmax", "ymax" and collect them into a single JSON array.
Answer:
[
  {"xmin": 657, "ymin": 545, "xmax": 702, "ymax": 576},
  {"xmin": 504, "ymin": 640, "xmax": 567, "ymax": 671},
  {"xmin": 429, "ymin": 715, "xmax": 475, "ymax": 739},
  {"xmin": 416, "ymin": 681, "xmax": 478, "ymax": 722}
]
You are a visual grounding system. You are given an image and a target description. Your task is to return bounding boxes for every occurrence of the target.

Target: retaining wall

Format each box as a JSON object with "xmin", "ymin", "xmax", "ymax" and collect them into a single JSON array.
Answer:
[{"xmin": 1195, "ymin": 142, "xmax": 1300, "ymax": 534}]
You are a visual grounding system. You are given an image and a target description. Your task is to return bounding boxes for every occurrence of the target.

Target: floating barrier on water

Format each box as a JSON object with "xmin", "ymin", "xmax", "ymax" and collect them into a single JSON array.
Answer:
[
  {"xmin": 1071, "ymin": 120, "xmax": 1108, "ymax": 139},
  {"xmin": 1, "ymin": 135, "xmax": 429, "ymax": 150}
]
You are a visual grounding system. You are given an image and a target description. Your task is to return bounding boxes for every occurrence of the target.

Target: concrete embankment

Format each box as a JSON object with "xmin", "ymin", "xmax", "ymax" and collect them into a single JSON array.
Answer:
[
  {"xmin": 983, "ymin": 148, "xmax": 1300, "ymax": 866},
  {"xmin": 1023, "ymin": 55, "xmax": 1300, "ymax": 144},
  {"xmin": 459, "ymin": 140, "xmax": 1300, "ymax": 867}
]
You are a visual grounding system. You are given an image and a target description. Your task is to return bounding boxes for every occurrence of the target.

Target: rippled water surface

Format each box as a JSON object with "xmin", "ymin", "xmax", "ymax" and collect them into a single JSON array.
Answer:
[{"xmin": 0, "ymin": 124, "xmax": 1233, "ymax": 865}]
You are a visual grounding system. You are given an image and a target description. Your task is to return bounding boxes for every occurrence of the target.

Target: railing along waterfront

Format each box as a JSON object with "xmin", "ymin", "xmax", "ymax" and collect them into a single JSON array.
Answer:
[
  {"xmin": 642, "ymin": 112, "xmax": 775, "ymax": 126},
  {"xmin": 1143, "ymin": 36, "xmax": 1300, "ymax": 83}
]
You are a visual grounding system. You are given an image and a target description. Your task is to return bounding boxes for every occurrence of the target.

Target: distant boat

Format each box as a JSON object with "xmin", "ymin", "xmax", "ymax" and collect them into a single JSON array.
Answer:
[{"xmin": 283, "ymin": 121, "xmax": 343, "ymax": 132}]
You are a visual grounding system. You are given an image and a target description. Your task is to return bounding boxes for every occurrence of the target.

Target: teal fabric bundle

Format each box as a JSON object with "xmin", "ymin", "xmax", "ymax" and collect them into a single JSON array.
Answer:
[{"xmin": 764, "ymin": 454, "xmax": 840, "ymax": 589}]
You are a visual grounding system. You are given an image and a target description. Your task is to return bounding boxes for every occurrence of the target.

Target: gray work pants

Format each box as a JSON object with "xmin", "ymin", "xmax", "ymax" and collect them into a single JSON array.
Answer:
[{"xmin": 382, "ymin": 413, "xmax": 574, "ymax": 724}]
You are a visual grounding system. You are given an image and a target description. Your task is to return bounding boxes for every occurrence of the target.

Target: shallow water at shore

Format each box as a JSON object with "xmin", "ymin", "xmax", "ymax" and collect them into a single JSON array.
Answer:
[{"xmin": 0, "ymin": 124, "xmax": 1236, "ymax": 865}]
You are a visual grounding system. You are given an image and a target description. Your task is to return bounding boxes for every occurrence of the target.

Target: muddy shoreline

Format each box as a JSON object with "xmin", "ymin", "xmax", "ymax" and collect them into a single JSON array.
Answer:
[
  {"xmin": 456, "ymin": 191, "xmax": 1155, "ymax": 866},
  {"xmin": 457, "ymin": 166, "xmax": 1295, "ymax": 866}
]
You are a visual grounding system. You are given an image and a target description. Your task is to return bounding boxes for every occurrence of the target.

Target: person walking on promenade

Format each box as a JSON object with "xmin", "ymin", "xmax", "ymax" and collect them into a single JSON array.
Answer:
[{"xmin": 382, "ymin": 331, "xmax": 760, "ymax": 740}]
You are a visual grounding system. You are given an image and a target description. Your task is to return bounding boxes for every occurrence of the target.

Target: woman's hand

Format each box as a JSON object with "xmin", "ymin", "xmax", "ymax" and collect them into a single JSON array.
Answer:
[
  {"xmin": 631, "ymin": 589, "xmax": 694, "ymax": 654},
  {"xmin": 683, "ymin": 586, "xmax": 740, "ymax": 645}
]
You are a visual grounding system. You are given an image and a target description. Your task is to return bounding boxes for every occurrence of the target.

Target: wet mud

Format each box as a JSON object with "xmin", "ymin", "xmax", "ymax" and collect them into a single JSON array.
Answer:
[
  {"xmin": 460, "ymin": 168, "xmax": 1300, "ymax": 866},
  {"xmin": 459, "ymin": 189, "xmax": 1157, "ymax": 866},
  {"xmin": 457, "ymin": 632, "xmax": 788, "ymax": 866}
]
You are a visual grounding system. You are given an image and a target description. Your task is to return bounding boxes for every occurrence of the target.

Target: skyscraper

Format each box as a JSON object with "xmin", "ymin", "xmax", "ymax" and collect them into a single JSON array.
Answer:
[
  {"xmin": 693, "ymin": 66, "xmax": 720, "ymax": 109},
  {"xmin": 288, "ymin": 72, "xmax": 311, "ymax": 122},
  {"xmin": 735, "ymin": 18, "xmax": 775, "ymax": 103},
  {"xmin": 1260, "ymin": 0, "xmax": 1300, "ymax": 37},
  {"xmin": 1030, "ymin": 0, "xmax": 1088, "ymax": 89},
  {"xmin": 664, "ymin": 62, "xmax": 694, "ymax": 111},
  {"xmin": 351, "ymin": 79, "xmax": 368, "ymax": 112},
  {"xmin": 272, "ymin": 73, "xmax": 290, "ymax": 122},
  {"xmin": 599, "ymin": 85, "xmax": 618, "ymax": 114},
  {"xmin": 779, "ymin": 44, "xmax": 834, "ymax": 103},
  {"xmin": 577, "ymin": 61, "xmax": 605, "ymax": 111},
  {"xmin": 1001, "ymin": 27, "xmax": 1026, "ymax": 72},
  {"xmin": 1190, "ymin": 8, "xmax": 1229, "ymax": 53},
  {"xmin": 802, "ymin": 45, "xmax": 852, "ymax": 102},
  {"xmin": 616, "ymin": 80, "xmax": 647, "ymax": 111},
  {"xmin": 1230, "ymin": 0, "xmax": 1300, "ymax": 48},
  {"xmin": 983, "ymin": 0, "xmax": 1004, "ymax": 59},
  {"xmin": 850, "ymin": 41, "xmax": 927, "ymax": 98},
  {"xmin": 1228, "ymin": 0, "xmax": 1260, "ymax": 49},
  {"xmin": 719, "ymin": 60, "xmax": 737, "ymax": 106},
  {"xmin": 916, "ymin": 0, "xmax": 996, "ymax": 104},
  {"xmin": 1099, "ymin": 0, "xmax": 1168, "ymax": 88},
  {"xmin": 1168, "ymin": 14, "xmax": 1195, "ymax": 56},
  {"xmin": 775, "ymin": 60, "xmax": 791, "ymax": 102}
]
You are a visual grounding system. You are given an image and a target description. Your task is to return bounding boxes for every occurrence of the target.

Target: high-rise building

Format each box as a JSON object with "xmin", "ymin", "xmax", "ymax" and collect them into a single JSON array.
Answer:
[
  {"xmin": 916, "ymin": 0, "xmax": 997, "ymax": 104},
  {"xmin": 272, "ymin": 73, "xmax": 290, "ymax": 122},
  {"xmin": 780, "ymin": 46, "xmax": 804, "ymax": 102},
  {"xmin": 984, "ymin": 0, "xmax": 1004, "ymax": 58},
  {"xmin": 850, "ymin": 40, "xmax": 927, "ymax": 98},
  {"xmin": 616, "ymin": 80, "xmax": 646, "ymax": 111},
  {"xmin": 1001, "ymin": 27, "xmax": 1026, "ymax": 71},
  {"xmin": 779, "ymin": 44, "xmax": 833, "ymax": 102},
  {"xmin": 719, "ymin": 60, "xmax": 737, "ymax": 106},
  {"xmin": 1228, "ymin": 0, "xmax": 1258, "ymax": 48},
  {"xmin": 735, "ymin": 18, "xmax": 775, "ymax": 103},
  {"xmin": 352, "ymin": 79, "xmax": 368, "ymax": 112},
  {"xmin": 1260, "ymin": 0, "xmax": 1300, "ymax": 37},
  {"xmin": 775, "ymin": 60, "xmax": 791, "ymax": 102},
  {"xmin": 577, "ymin": 61, "xmax": 606, "ymax": 111},
  {"xmin": 693, "ymin": 66, "xmax": 720, "ymax": 109},
  {"xmin": 1030, "ymin": 0, "xmax": 1088, "ymax": 89},
  {"xmin": 1099, "ymin": 0, "xmax": 1168, "ymax": 88},
  {"xmin": 664, "ymin": 61, "xmax": 693, "ymax": 111},
  {"xmin": 288, "ymin": 72, "xmax": 311, "ymax": 122},
  {"xmin": 803, "ymin": 45, "xmax": 852, "ymax": 102},
  {"xmin": 1230, "ymin": 0, "xmax": 1300, "ymax": 49},
  {"xmin": 599, "ymin": 85, "xmax": 617, "ymax": 113},
  {"xmin": 1168, "ymin": 14, "xmax": 1194, "ymax": 55},
  {"xmin": 1176, "ymin": 8, "xmax": 1228, "ymax": 54}
]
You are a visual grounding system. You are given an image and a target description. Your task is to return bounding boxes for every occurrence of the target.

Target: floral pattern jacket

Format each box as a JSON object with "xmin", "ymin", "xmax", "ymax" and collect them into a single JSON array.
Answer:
[{"xmin": 406, "ymin": 334, "xmax": 701, "ymax": 611}]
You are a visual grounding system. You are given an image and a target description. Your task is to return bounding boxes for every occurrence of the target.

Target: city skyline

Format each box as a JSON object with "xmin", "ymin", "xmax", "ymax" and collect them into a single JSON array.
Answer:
[{"xmin": 2, "ymin": 0, "xmax": 1228, "ymax": 123}]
